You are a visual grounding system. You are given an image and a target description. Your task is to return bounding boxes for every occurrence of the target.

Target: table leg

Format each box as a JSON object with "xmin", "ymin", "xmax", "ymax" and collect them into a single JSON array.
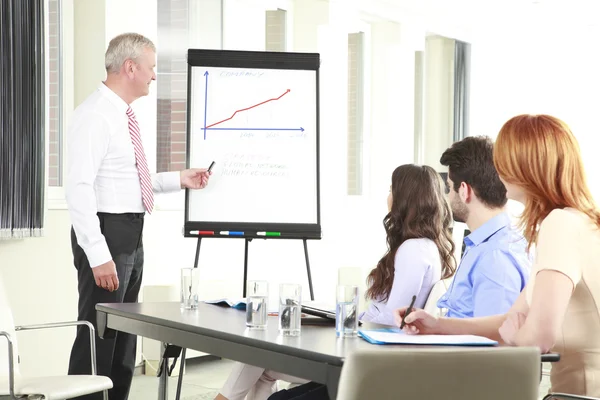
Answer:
[
  {"xmin": 158, "ymin": 342, "xmax": 169, "ymax": 400},
  {"xmin": 175, "ymin": 348, "xmax": 187, "ymax": 400}
]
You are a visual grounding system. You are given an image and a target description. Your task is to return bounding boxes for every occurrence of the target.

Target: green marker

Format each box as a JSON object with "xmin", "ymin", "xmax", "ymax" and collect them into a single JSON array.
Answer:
[{"xmin": 256, "ymin": 231, "xmax": 281, "ymax": 237}]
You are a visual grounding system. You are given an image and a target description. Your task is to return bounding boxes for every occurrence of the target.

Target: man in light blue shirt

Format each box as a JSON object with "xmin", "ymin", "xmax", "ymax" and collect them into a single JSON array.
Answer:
[{"xmin": 437, "ymin": 136, "xmax": 530, "ymax": 318}]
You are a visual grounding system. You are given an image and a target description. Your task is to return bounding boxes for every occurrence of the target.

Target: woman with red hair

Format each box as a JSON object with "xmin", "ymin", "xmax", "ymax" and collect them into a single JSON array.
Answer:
[{"xmin": 395, "ymin": 114, "xmax": 600, "ymax": 397}]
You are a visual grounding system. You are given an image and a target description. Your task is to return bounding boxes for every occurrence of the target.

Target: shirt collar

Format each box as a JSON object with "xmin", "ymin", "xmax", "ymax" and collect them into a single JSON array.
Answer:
[
  {"xmin": 464, "ymin": 212, "xmax": 511, "ymax": 247},
  {"xmin": 98, "ymin": 82, "xmax": 129, "ymax": 115}
]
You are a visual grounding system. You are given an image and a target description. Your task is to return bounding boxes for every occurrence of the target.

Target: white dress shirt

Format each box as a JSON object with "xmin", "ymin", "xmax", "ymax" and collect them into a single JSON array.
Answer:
[{"xmin": 65, "ymin": 83, "xmax": 181, "ymax": 268}]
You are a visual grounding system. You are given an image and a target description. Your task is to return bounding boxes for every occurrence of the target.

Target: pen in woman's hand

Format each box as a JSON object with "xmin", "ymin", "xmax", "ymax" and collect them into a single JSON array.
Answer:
[{"xmin": 399, "ymin": 295, "xmax": 417, "ymax": 330}]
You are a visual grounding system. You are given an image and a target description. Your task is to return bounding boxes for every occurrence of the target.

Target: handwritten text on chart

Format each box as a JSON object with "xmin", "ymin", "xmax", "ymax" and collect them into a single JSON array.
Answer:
[
  {"xmin": 221, "ymin": 154, "xmax": 289, "ymax": 178},
  {"xmin": 219, "ymin": 71, "xmax": 265, "ymax": 78}
]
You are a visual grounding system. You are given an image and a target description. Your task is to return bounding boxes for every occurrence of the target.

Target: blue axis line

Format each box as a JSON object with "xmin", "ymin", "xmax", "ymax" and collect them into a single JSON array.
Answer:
[
  {"xmin": 203, "ymin": 71, "xmax": 209, "ymax": 140},
  {"xmin": 202, "ymin": 127, "xmax": 304, "ymax": 132}
]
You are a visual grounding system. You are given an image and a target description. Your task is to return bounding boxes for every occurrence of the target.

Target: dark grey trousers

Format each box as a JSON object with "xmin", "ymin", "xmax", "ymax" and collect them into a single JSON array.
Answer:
[{"xmin": 68, "ymin": 212, "xmax": 145, "ymax": 400}]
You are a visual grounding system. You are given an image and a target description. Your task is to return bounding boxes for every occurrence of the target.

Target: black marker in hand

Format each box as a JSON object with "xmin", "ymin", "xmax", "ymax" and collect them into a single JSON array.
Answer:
[{"xmin": 400, "ymin": 295, "xmax": 417, "ymax": 330}]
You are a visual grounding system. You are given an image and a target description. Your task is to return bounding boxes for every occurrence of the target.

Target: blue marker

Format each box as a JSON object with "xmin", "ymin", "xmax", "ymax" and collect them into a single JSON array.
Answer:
[{"xmin": 220, "ymin": 231, "xmax": 244, "ymax": 236}]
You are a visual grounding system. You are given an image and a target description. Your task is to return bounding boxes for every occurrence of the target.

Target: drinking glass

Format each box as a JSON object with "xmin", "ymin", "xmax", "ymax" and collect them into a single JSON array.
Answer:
[
  {"xmin": 180, "ymin": 268, "xmax": 200, "ymax": 310},
  {"xmin": 246, "ymin": 280, "xmax": 269, "ymax": 329},
  {"xmin": 336, "ymin": 285, "xmax": 359, "ymax": 337},
  {"xmin": 278, "ymin": 283, "xmax": 302, "ymax": 336}
]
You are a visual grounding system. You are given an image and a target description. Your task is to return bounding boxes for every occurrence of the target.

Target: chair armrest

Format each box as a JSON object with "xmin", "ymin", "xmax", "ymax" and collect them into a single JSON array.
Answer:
[
  {"xmin": 0, "ymin": 331, "xmax": 16, "ymax": 400},
  {"xmin": 15, "ymin": 321, "xmax": 98, "ymax": 375},
  {"xmin": 543, "ymin": 394, "xmax": 600, "ymax": 400}
]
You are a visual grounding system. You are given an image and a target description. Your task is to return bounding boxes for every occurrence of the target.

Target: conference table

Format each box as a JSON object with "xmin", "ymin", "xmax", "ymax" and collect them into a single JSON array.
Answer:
[{"xmin": 96, "ymin": 302, "xmax": 559, "ymax": 399}]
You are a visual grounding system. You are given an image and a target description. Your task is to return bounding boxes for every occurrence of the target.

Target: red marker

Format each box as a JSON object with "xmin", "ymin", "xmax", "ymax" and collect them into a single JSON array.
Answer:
[{"xmin": 190, "ymin": 231, "xmax": 214, "ymax": 235}]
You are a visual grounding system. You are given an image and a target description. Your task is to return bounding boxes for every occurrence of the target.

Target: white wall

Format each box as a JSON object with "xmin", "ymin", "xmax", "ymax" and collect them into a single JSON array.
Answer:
[
  {"xmin": 0, "ymin": 211, "xmax": 76, "ymax": 376},
  {"xmin": 223, "ymin": 0, "xmax": 266, "ymax": 50},
  {"xmin": 422, "ymin": 35, "xmax": 454, "ymax": 171},
  {"xmin": 73, "ymin": 0, "xmax": 105, "ymax": 107},
  {"xmin": 469, "ymin": 22, "xmax": 600, "ymax": 198},
  {"xmin": 189, "ymin": 0, "xmax": 223, "ymax": 49}
]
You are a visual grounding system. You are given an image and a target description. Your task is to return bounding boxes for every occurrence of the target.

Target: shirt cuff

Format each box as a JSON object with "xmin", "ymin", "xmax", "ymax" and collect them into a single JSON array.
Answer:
[
  {"xmin": 155, "ymin": 171, "xmax": 182, "ymax": 193},
  {"xmin": 85, "ymin": 239, "xmax": 113, "ymax": 268}
]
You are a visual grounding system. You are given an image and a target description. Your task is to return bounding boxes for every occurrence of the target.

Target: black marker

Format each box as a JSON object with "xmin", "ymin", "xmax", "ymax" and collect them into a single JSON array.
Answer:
[
  {"xmin": 207, "ymin": 161, "xmax": 215, "ymax": 173},
  {"xmin": 399, "ymin": 295, "xmax": 417, "ymax": 330}
]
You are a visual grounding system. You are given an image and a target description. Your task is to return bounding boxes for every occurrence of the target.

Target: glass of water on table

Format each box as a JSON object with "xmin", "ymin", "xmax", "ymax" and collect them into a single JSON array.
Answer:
[
  {"xmin": 279, "ymin": 283, "xmax": 302, "ymax": 336},
  {"xmin": 180, "ymin": 268, "xmax": 200, "ymax": 310},
  {"xmin": 246, "ymin": 280, "xmax": 269, "ymax": 329},
  {"xmin": 336, "ymin": 285, "xmax": 359, "ymax": 337}
]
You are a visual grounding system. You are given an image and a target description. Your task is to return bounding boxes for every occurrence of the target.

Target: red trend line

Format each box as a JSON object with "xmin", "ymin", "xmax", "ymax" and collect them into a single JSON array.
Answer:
[{"xmin": 206, "ymin": 89, "xmax": 291, "ymax": 128}]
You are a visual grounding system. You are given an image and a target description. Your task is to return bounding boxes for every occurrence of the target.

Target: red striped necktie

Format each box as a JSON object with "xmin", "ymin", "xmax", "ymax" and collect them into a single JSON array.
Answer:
[{"xmin": 126, "ymin": 106, "xmax": 154, "ymax": 213}]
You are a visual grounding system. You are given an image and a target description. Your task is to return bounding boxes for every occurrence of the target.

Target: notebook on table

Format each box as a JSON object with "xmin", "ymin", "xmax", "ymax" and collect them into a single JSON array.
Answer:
[{"xmin": 358, "ymin": 328, "xmax": 498, "ymax": 346}]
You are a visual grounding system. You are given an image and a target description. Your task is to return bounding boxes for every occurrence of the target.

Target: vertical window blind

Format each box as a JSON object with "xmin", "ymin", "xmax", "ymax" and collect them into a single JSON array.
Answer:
[
  {"xmin": 0, "ymin": 0, "xmax": 46, "ymax": 239},
  {"xmin": 453, "ymin": 40, "xmax": 471, "ymax": 141}
]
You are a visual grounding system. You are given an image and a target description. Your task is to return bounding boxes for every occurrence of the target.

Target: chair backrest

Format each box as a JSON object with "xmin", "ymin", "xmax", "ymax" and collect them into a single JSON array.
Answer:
[
  {"xmin": 423, "ymin": 278, "xmax": 451, "ymax": 317},
  {"xmin": 0, "ymin": 273, "xmax": 20, "ymax": 377},
  {"xmin": 337, "ymin": 347, "xmax": 541, "ymax": 400}
]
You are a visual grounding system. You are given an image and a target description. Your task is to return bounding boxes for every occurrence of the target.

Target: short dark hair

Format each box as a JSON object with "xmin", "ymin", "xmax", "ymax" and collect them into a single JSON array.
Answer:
[{"xmin": 440, "ymin": 136, "xmax": 507, "ymax": 208}]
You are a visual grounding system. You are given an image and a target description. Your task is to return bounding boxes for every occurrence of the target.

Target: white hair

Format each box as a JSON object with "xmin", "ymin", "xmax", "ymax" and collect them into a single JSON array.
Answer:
[{"xmin": 105, "ymin": 33, "xmax": 156, "ymax": 74}]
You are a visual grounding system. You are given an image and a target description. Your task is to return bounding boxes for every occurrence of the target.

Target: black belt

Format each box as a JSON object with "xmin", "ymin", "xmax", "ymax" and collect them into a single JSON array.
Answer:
[{"xmin": 97, "ymin": 212, "xmax": 145, "ymax": 218}]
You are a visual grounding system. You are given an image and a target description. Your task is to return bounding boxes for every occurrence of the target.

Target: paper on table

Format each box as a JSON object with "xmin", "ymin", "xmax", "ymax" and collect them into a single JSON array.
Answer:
[
  {"xmin": 204, "ymin": 298, "xmax": 246, "ymax": 310},
  {"xmin": 358, "ymin": 328, "xmax": 498, "ymax": 346},
  {"xmin": 204, "ymin": 298, "xmax": 279, "ymax": 314}
]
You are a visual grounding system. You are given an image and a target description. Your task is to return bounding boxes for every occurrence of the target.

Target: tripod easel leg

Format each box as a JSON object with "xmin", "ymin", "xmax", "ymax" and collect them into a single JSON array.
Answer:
[
  {"xmin": 303, "ymin": 239, "xmax": 315, "ymax": 300},
  {"xmin": 243, "ymin": 238, "xmax": 251, "ymax": 297}
]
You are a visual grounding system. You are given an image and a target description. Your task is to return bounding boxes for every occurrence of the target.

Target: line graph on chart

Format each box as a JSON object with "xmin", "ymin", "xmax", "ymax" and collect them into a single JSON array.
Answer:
[{"xmin": 200, "ymin": 71, "xmax": 305, "ymax": 140}]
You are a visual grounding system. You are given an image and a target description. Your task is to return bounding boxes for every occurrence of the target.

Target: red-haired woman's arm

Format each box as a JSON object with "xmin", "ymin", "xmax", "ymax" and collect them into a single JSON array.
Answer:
[
  {"xmin": 396, "ymin": 290, "xmax": 530, "ymax": 342},
  {"xmin": 503, "ymin": 270, "xmax": 572, "ymax": 352},
  {"xmin": 501, "ymin": 209, "xmax": 583, "ymax": 352}
]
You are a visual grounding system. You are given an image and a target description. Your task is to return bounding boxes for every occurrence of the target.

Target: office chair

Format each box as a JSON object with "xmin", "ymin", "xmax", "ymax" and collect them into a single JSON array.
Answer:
[
  {"xmin": 0, "ymin": 275, "xmax": 112, "ymax": 399},
  {"xmin": 337, "ymin": 347, "xmax": 541, "ymax": 400},
  {"xmin": 543, "ymin": 393, "xmax": 600, "ymax": 399}
]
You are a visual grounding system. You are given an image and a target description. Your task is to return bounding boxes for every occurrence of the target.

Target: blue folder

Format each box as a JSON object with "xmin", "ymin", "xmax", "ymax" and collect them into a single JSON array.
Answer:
[{"xmin": 358, "ymin": 328, "xmax": 498, "ymax": 346}]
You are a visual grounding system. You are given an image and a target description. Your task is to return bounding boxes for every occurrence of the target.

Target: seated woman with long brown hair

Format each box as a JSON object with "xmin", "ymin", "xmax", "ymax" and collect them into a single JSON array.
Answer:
[
  {"xmin": 360, "ymin": 163, "xmax": 456, "ymax": 325},
  {"xmin": 215, "ymin": 164, "xmax": 456, "ymax": 400},
  {"xmin": 396, "ymin": 114, "xmax": 600, "ymax": 397}
]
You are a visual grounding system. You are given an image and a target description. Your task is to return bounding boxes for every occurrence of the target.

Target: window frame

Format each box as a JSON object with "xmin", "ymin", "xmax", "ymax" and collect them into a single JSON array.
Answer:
[{"xmin": 47, "ymin": 0, "xmax": 73, "ymax": 210}]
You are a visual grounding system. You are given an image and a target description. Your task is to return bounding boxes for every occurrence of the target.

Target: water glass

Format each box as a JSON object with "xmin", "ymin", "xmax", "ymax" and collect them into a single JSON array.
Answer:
[
  {"xmin": 246, "ymin": 280, "xmax": 269, "ymax": 329},
  {"xmin": 180, "ymin": 268, "xmax": 200, "ymax": 310},
  {"xmin": 336, "ymin": 285, "xmax": 359, "ymax": 337},
  {"xmin": 279, "ymin": 283, "xmax": 302, "ymax": 336}
]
